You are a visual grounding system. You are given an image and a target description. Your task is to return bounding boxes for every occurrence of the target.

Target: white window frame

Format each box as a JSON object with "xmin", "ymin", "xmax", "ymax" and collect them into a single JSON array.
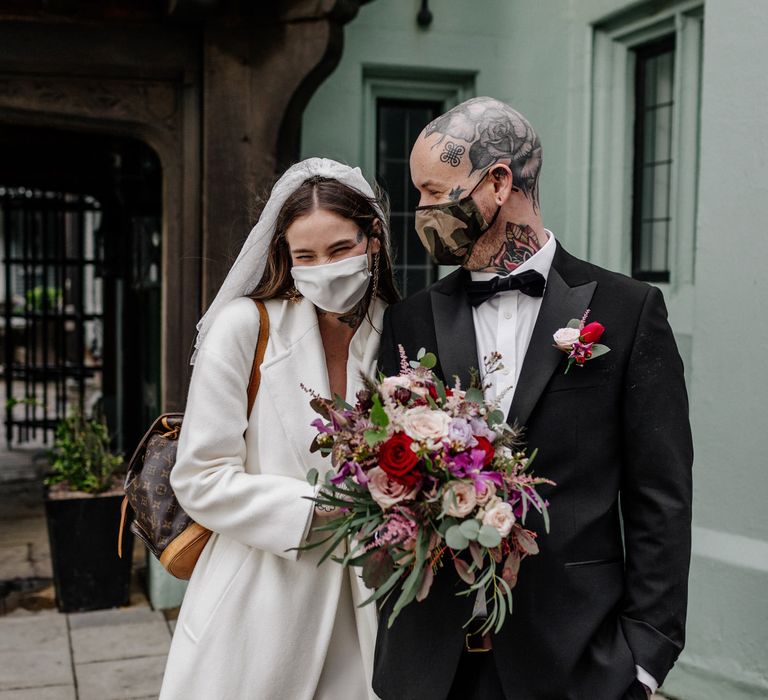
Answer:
[
  {"xmin": 587, "ymin": 1, "xmax": 704, "ymax": 293},
  {"xmin": 361, "ymin": 65, "xmax": 476, "ymax": 183},
  {"xmin": 362, "ymin": 66, "xmax": 475, "ymax": 282}
]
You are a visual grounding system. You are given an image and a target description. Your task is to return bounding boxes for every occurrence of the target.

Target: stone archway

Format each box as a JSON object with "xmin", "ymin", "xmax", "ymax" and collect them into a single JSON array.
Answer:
[{"xmin": 0, "ymin": 1, "xmax": 368, "ymax": 412}]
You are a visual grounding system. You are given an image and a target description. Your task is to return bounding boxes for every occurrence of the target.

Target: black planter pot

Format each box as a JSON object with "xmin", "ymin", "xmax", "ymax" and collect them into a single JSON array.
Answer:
[{"xmin": 44, "ymin": 490, "xmax": 134, "ymax": 613}]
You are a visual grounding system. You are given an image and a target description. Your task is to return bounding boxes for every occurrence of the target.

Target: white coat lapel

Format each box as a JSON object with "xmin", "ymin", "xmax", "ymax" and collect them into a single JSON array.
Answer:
[{"xmin": 260, "ymin": 299, "xmax": 331, "ymax": 475}]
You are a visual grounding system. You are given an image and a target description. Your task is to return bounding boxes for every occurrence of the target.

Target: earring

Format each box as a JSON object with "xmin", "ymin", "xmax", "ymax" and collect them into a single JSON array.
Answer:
[
  {"xmin": 371, "ymin": 253, "xmax": 380, "ymax": 301},
  {"xmin": 287, "ymin": 286, "xmax": 302, "ymax": 303}
]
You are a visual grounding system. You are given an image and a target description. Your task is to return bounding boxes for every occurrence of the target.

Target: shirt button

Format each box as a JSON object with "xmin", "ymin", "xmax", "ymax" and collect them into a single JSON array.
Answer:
[
  {"xmin": 504, "ymin": 310, "xmax": 513, "ymax": 320},
  {"xmin": 503, "ymin": 369, "xmax": 510, "ymax": 376}
]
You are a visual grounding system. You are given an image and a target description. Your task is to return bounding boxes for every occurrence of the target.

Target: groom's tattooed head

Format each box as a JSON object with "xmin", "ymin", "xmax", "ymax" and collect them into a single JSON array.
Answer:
[{"xmin": 413, "ymin": 97, "xmax": 542, "ymax": 211}]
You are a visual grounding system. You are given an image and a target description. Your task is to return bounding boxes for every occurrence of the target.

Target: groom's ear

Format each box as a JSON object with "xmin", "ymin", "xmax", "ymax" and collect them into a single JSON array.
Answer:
[{"xmin": 489, "ymin": 163, "xmax": 516, "ymax": 205}]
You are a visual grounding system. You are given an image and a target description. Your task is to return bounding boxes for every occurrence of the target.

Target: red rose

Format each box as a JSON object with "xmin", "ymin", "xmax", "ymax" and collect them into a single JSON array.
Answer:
[
  {"xmin": 379, "ymin": 432, "xmax": 420, "ymax": 485},
  {"xmin": 474, "ymin": 435, "xmax": 495, "ymax": 467},
  {"xmin": 428, "ymin": 385, "xmax": 439, "ymax": 401},
  {"xmin": 580, "ymin": 321, "xmax": 605, "ymax": 344}
]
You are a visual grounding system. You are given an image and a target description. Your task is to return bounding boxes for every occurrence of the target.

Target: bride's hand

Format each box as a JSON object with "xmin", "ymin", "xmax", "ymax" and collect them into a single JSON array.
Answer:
[{"xmin": 314, "ymin": 503, "xmax": 341, "ymax": 519}]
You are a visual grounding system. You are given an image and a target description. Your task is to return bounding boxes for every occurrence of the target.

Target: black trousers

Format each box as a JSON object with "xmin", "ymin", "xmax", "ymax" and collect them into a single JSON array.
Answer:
[{"xmin": 446, "ymin": 649, "xmax": 506, "ymax": 700}]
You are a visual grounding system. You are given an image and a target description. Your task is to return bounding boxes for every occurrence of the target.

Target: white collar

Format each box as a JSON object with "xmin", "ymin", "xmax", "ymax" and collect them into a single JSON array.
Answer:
[{"xmin": 470, "ymin": 229, "xmax": 556, "ymax": 282}]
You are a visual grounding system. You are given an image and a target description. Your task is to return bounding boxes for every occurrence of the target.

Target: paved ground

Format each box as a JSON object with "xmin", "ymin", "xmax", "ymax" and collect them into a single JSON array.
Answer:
[
  {"xmin": 0, "ymin": 446, "xmax": 176, "ymax": 700},
  {"xmin": 0, "ymin": 446, "xmax": 673, "ymax": 699}
]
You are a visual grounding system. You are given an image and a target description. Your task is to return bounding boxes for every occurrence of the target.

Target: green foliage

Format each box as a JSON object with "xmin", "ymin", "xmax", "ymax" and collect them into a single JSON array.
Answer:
[
  {"xmin": 45, "ymin": 410, "xmax": 124, "ymax": 494},
  {"xmin": 24, "ymin": 286, "xmax": 62, "ymax": 313},
  {"xmin": 369, "ymin": 394, "xmax": 389, "ymax": 428}
]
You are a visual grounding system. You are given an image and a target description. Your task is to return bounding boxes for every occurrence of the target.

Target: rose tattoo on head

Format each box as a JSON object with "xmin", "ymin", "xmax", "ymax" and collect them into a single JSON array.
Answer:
[{"xmin": 424, "ymin": 97, "xmax": 542, "ymax": 210}]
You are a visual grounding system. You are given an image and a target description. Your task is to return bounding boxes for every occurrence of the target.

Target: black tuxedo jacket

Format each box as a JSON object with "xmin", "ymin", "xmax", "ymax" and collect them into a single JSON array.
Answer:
[{"xmin": 373, "ymin": 243, "xmax": 693, "ymax": 700}]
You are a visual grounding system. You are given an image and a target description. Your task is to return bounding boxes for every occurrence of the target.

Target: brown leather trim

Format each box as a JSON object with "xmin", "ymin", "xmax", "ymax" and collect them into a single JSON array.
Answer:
[
  {"xmin": 247, "ymin": 299, "xmax": 269, "ymax": 416},
  {"xmin": 160, "ymin": 523, "xmax": 212, "ymax": 580},
  {"xmin": 117, "ymin": 496, "xmax": 129, "ymax": 559}
]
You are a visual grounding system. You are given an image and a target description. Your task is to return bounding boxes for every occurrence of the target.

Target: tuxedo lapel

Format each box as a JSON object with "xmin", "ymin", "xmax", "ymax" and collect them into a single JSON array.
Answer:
[
  {"xmin": 507, "ymin": 264, "xmax": 597, "ymax": 427},
  {"xmin": 430, "ymin": 270, "xmax": 479, "ymax": 388}
]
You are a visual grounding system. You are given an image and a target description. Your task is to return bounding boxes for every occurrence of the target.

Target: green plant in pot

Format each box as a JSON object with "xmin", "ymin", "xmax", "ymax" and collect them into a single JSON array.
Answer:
[{"xmin": 44, "ymin": 409, "xmax": 135, "ymax": 612}]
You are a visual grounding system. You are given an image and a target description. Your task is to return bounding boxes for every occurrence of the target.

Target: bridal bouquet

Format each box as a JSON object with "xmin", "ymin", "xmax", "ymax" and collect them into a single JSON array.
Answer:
[{"xmin": 302, "ymin": 347, "xmax": 554, "ymax": 634}]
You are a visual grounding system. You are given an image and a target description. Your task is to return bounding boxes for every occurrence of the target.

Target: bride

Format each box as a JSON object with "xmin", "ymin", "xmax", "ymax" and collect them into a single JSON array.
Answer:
[{"xmin": 159, "ymin": 158, "xmax": 399, "ymax": 699}]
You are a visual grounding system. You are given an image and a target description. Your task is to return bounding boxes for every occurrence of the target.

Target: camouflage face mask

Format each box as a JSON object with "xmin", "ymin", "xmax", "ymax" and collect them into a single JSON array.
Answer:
[{"xmin": 414, "ymin": 171, "xmax": 501, "ymax": 265}]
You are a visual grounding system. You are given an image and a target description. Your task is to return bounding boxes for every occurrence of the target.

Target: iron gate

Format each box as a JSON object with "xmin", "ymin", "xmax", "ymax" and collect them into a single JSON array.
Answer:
[{"xmin": 1, "ymin": 186, "xmax": 105, "ymax": 446}]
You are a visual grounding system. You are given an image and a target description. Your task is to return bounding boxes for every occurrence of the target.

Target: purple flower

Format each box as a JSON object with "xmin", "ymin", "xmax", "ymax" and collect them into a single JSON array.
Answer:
[
  {"xmin": 331, "ymin": 461, "xmax": 369, "ymax": 486},
  {"xmin": 447, "ymin": 418, "xmax": 477, "ymax": 447},
  {"xmin": 311, "ymin": 418, "xmax": 334, "ymax": 434},
  {"xmin": 469, "ymin": 417, "xmax": 497, "ymax": 442}
]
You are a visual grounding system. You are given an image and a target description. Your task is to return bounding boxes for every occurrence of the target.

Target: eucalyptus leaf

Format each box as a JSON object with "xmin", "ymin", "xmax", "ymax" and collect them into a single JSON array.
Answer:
[
  {"xmin": 306, "ymin": 468, "xmax": 319, "ymax": 487},
  {"xmin": 486, "ymin": 409, "xmax": 505, "ymax": 427},
  {"xmin": 464, "ymin": 387, "xmax": 484, "ymax": 404},
  {"xmin": 417, "ymin": 347, "xmax": 426, "ymax": 360},
  {"xmin": 459, "ymin": 519, "xmax": 481, "ymax": 541},
  {"xmin": 566, "ymin": 318, "xmax": 582, "ymax": 329},
  {"xmin": 445, "ymin": 525, "xmax": 470, "ymax": 550},
  {"xmin": 477, "ymin": 524, "xmax": 502, "ymax": 548},
  {"xmin": 419, "ymin": 352, "xmax": 437, "ymax": 369},
  {"xmin": 438, "ymin": 517, "xmax": 458, "ymax": 536},
  {"xmin": 494, "ymin": 593, "xmax": 507, "ymax": 634}
]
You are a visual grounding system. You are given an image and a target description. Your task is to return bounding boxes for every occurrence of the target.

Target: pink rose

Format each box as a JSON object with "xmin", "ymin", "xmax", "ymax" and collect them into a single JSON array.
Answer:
[
  {"xmin": 482, "ymin": 502, "xmax": 516, "ymax": 537},
  {"xmin": 368, "ymin": 467, "xmax": 419, "ymax": 510},
  {"xmin": 443, "ymin": 480, "xmax": 477, "ymax": 517}
]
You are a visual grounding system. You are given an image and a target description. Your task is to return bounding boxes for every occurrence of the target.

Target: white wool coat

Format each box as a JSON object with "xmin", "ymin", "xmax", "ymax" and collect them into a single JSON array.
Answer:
[{"xmin": 159, "ymin": 296, "xmax": 384, "ymax": 700}]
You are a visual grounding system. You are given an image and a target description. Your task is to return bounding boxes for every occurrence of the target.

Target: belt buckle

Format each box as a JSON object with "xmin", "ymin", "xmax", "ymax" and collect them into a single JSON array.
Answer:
[{"xmin": 465, "ymin": 628, "xmax": 492, "ymax": 653}]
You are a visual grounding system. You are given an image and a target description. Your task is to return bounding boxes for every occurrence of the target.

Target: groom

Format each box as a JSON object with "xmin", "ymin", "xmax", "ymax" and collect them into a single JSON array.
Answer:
[{"xmin": 374, "ymin": 97, "xmax": 693, "ymax": 700}]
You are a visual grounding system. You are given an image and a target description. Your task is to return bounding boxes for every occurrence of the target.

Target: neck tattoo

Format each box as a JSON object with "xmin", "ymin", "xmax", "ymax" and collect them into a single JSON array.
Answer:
[{"xmin": 486, "ymin": 222, "xmax": 541, "ymax": 274}]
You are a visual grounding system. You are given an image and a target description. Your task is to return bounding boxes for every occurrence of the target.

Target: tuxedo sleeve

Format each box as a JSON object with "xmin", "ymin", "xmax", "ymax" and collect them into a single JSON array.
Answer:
[
  {"xmin": 619, "ymin": 285, "xmax": 693, "ymax": 685},
  {"xmin": 377, "ymin": 304, "xmax": 400, "ymax": 376}
]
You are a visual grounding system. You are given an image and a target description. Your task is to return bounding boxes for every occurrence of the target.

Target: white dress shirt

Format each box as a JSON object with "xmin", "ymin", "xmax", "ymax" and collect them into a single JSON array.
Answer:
[
  {"xmin": 468, "ymin": 230, "xmax": 657, "ymax": 695},
  {"xmin": 470, "ymin": 229, "xmax": 556, "ymax": 419}
]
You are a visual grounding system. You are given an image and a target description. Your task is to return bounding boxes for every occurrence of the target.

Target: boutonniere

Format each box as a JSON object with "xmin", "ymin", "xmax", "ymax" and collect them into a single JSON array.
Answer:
[{"xmin": 552, "ymin": 309, "xmax": 610, "ymax": 374}]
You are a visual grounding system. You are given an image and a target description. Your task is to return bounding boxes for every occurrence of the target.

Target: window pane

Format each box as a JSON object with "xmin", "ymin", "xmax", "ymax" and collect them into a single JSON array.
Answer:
[
  {"xmin": 632, "ymin": 37, "xmax": 675, "ymax": 282},
  {"xmin": 376, "ymin": 98, "xmax": 442, "ymax": 296}
]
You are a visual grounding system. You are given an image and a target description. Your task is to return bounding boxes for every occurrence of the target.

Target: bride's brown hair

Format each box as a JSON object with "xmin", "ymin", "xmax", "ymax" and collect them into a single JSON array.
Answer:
[{"xmin": 250, "ymin": 176, "xmax": 400, "ymax": 307}]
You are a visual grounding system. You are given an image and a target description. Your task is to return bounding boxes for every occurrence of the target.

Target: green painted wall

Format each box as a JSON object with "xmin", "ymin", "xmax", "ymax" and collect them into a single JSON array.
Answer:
[{"xmin": 302, "ymin": 0, "xmax": 768, "ymax": 697}]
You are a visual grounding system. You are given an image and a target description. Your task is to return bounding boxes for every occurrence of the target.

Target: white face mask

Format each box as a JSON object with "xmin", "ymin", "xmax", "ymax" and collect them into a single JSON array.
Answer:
[{"xmin": 291, "ymin": 253, "xmax": 371, "ymax": 314}]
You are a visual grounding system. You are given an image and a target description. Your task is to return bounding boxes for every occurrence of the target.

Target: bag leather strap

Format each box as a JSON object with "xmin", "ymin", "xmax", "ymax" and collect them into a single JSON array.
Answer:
[{"xmin": 247, "ymin": 298, "xmax": 269, "ymax": 416}]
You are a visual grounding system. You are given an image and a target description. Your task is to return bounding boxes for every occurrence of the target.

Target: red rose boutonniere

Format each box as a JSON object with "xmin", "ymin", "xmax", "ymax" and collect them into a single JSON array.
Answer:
[{"xmin": 552, "ymin": 309, "xmax": 611, "ymax": 374}]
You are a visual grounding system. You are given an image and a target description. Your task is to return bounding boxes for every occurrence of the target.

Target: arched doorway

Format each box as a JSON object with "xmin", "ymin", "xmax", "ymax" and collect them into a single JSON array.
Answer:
[{"xmin": 0, "ymin": 126, "xmax": 162, "ymax": 452}]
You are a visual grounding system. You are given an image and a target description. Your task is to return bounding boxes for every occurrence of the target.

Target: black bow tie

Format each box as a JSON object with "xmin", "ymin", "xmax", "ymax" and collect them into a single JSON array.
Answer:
[{"xmin": 465, "ymin": 269, "xmax": 546, "ymax": 307}]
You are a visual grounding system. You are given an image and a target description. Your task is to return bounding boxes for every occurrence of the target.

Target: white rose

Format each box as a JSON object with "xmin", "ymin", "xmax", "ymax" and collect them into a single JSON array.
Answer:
[
  {"xmin": 443, "ymin": 480, "xmax": 478, "ymax": 518},
  {"xmin": 553, "ymin": 327, "xmax": 581, "ymax": 351},
  {"xmin": 482, "ymin": 502, "xmax": 516, "ymax": 537},
  {"xmin": 401, "ymin": 406, "xmax": 451, "ymax": 443},
  {"xmin": 367, "ymin": 467, "xmax": 419, "ymax": 510}
]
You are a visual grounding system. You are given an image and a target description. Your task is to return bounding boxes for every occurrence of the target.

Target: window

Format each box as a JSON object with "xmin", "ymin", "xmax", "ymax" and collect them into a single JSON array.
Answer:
[
  {"xmin": 376, "ymin": 99, "xmax": 441, "ymax": 295},
  {"xmin": 588, "ymin": 3, "xmax": 703, "ymax": 288},
  {"xmin": 362, "ymin": 66, "xmax": 475, "ymax": 293},
  {"xmin": 632, "ymin": 37, "xmax": 676, "ymax": 282}
]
